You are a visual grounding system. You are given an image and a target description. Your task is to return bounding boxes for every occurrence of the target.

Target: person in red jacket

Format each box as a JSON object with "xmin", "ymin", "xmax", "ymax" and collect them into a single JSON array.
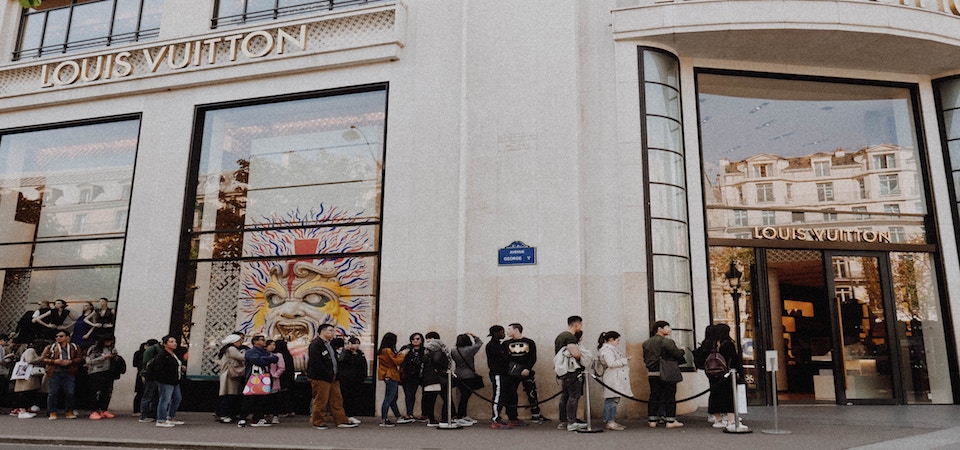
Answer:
[{"xmin": 39, "ymin": 331, "xmax": 84, "ymax": 419}]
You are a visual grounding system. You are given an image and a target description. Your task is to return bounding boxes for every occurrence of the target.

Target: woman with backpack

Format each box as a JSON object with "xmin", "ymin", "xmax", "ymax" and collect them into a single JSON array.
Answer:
[
  {"xmin": 703, "ymin": 323, "xmax": 747, "ymax": 431},
  {"xmin": 597, "ymin": 331, "xmax": 631, "ymax": 431}
]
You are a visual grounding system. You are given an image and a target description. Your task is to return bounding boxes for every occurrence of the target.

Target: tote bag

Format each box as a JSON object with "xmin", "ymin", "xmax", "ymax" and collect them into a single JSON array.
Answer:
[{"xmin": 242, "ymin": 365, "xmax": 272, "ymax": 395}]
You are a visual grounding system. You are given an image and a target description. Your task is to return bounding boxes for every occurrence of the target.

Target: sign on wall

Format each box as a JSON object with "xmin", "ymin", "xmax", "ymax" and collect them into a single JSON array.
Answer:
[{"xmin": 498, "ymin": 241, "xmax": 536, "ymax": 266}]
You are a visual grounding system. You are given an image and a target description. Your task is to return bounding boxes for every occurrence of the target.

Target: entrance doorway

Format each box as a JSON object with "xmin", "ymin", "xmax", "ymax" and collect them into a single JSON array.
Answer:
[{"xmin": 708, "ymin": 246, "xmax": 953, "ymax": 406}]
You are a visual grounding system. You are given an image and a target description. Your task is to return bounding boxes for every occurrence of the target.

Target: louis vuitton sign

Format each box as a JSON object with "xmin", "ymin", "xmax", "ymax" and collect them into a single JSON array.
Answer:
[{"xmin": 753, "ymin": 227, "xmax": 892, "ymax": 244}]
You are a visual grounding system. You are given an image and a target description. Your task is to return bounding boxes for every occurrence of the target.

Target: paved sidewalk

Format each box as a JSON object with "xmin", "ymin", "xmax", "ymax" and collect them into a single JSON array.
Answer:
[{"xmin": 3, "ymin": 405, "xmax": 960, "ymax": 450}]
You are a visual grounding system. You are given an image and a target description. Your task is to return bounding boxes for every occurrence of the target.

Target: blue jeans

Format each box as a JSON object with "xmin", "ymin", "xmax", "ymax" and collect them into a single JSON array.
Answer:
[
  {"xmin": 604, "ymin": 397, "xmax": 619, "ymax": 422},
  {"xmin": 381, "ymin": 379, "xmax": 400, "ymax": 420},
  {"xmin": 139, "ymin": 379, "xmax": 158, "ymax": 419},
  {"xmin": 47, "ymin": 370, "xmax": 76, "ymax": 413},
  {"xmin": 156, "ymin": 383, "xmax": 182, "ymax": 423}
]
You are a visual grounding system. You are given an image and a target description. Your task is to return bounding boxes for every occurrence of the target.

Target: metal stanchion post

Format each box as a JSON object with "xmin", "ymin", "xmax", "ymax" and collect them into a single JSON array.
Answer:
[
  {"xmin": 762, "ymin": 350, "xmax": 790, "ymax": 435},
  {"xmin": 576, "ymin": 363, "xmax": 602, "ymax": 433},
  {"xmin": 723, "ymin": 368, "xmax": 752, "ymax": 434},
  {"xmin": 437, "ymin": 357, "xmax": 462, "ymax": 430}
]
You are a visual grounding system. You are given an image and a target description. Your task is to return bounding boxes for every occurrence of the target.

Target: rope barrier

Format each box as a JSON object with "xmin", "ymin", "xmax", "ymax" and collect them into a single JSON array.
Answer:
[
  {"xmin": 452, "ymin": 374, "xmax": 563, "ymax": 409},
  {"xmin": 589, "ymin": 373, "xmax": 711, "ymax": 404}
]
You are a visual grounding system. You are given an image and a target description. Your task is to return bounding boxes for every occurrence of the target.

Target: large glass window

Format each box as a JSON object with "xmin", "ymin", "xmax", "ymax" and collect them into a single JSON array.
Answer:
[
  {"xmin": 16, "ymin": 0, "xmax": 163, "ymax": 60},
  {"xmin": 0, "ymin": 118, "xmax": 139, "ymax": 340},
  {"xmin": 179, "ymin": 86, "xmax": 386, "ymax": 377},
  {"xmin": 640, "ymin": 48, "xmax": 694, "ymax": 357},
  {"xmin": 212, "ymin": 0, "xmax": 383, "ymax": 28},
  {"xmin": 699, "ymin": 73, "xmax": 929, "ymax": 245}
]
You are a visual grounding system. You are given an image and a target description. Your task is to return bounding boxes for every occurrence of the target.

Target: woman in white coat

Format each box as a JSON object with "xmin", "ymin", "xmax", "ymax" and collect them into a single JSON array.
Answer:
[{"xmin": 598, "ymin": 331, "xmax": 632, "ymax": 431}]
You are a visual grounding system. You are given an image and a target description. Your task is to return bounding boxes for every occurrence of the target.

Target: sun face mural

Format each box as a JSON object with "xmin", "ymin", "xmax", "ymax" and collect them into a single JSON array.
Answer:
[{"xmin": 236, "ymin": 206, "xmax": 374, "ymax": 371}]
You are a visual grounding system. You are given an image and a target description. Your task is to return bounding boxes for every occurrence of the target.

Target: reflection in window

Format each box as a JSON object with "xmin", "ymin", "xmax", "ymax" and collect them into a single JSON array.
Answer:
[
  {"xmin": 752, "ymin": 163, "xmax": 771, "ymax": 178},
  {"xmin": 0, "ymin": 118, "xmax": 138, "ymax": 339},
  {"xmin": 734, "ymin": 209, "xmax": 748, "ymax": 227},
  {"xmin": 761, "ymin": 210, "xmax": 776, "ymax": 226},
  {"xmin": 699, "ymin": 73, "xmax": 929, "ymax": 244},
  {"xmin": 15, "ymin": 0, "xmax": 164, "ymax": 60},
  {"xmin": 792, "ymin": 211, "xmax": 805, "ymax": 223},
  {"xmin": 213, "ymin": 0, "xmax": 384, "ymax": 28},
  {"xmin": 889, "ymin": 226, "xmax": 906, "ymax": 243},
  {"xmin": 179, "ymin": 86, "xmax": 387, "ymax": 377}
]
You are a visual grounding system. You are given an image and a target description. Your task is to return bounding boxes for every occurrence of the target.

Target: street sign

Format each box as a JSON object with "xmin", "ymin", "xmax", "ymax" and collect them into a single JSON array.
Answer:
[{"xmin": 498, "ymin": 241, "xmax": 536, "ymax": 266}]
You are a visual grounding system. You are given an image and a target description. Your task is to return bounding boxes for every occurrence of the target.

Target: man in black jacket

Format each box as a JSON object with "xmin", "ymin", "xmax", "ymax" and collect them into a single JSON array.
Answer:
[
  {"xmin": 485, "ymin": 325, "xmax": 517, "ymax": 429},
  {"xmin": 505, "ymin": 323, "xmax": 547, "ymax": 423},
  {"xmin": 307, "ymin": 324, "xmax": 358, "ymax": 430}
]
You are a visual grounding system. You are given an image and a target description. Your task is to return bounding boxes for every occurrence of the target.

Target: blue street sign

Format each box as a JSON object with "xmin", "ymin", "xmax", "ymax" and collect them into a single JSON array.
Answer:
[{"xmin": 498, "ymin": 241, "xmax": 536, "ymax": 266}]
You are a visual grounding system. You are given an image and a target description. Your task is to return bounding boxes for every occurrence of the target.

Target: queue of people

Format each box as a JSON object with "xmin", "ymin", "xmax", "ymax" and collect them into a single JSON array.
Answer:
[{"xmin": 1, "ymin": 308, "xmax": 746, "ymax": 433}]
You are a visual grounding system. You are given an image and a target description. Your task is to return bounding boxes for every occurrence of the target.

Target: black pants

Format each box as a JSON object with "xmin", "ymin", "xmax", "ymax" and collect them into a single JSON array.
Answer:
[
  {"xmin": 340, "ymin": 379, "xmax": 363, "ymax": 417},
  {"xmin": 490, "ymin": 374, "xmax": 518, "ymax": 422},
  {"xmin": 455, "ymin": 378, "xmax": 475, "ymax": 419},
  {"xmin": 647, "ymin": 376, "xmax": 678, "ymax": 422},
  {"xmin": 558, "ymin": 372, "xmax": 582, "ymax": 423},
  {"xmin": 239, "ymin": 395, "xmax": 270, "ymax": 422},
  {"xmin": 88, "ymin": 371, "xmax": 115, "ymax": 412},
  {"xmin": 518, "ymin": 375, "xmax": 542, "ymax": 416},
  {"xmin": 421, "ymin": 383, "xmax": 449, "ymax": 422}
]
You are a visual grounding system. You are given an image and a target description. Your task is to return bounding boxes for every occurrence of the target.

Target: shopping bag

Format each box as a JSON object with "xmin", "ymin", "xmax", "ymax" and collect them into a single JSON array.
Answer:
[
  {"xmin": 242, "ymin": 366, "xmax": 272, "ymax": 395},
  {"xmin": 737, "ymin": 383, "xmax": 748, "ymax": 414},
  {"xmin": 10, "ymin": 361, "xmax": 30, "ymax": 380}
]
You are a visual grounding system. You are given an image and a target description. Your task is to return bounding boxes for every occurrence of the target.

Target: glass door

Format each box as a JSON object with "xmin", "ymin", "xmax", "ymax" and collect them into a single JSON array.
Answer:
[{"xmin": 827, "ymin": 252, "xmax": 901, "ymax": 404}]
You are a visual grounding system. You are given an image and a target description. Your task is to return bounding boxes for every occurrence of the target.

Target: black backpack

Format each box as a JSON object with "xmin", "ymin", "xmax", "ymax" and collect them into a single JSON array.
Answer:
[
  {"xmin": 704, "ymin": 343, "xmax": 729, "ymax": 378},
  {"xmin": 693, "ymin": 342, "xmax": 709, "ymax": 370}
]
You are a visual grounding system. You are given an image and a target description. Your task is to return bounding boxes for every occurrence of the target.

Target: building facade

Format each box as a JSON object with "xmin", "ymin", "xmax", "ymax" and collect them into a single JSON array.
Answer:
[{"xmin": 1, "ymin": 0, "xmax": 960, "ymax": 416}]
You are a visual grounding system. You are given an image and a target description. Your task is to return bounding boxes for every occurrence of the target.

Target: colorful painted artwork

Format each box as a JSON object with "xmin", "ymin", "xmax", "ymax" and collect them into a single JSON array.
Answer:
[{"xmin": 236, "ymin": 206, "xmax": 374, "ymax": 370}]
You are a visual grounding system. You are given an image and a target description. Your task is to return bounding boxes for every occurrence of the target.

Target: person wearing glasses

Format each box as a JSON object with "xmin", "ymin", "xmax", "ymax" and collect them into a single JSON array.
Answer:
[
  {"xmin": 399, "ymin": 333, "xmax": 426, "ymax": 422},
  {"xmin": 39, "ymin": 331, "xmax": 84, "ymax": 419},
  {"xmin": 153, "ymin": 335, "xmax": 186, "ymax": 428}
]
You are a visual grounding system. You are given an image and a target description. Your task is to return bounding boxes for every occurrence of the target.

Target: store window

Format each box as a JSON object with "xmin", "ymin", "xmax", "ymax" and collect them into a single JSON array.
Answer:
[
  {"xmin": 177, "ymin": 86, "xmax": 386, "ymax": 376},
  {"xmin": 15, "ymin": 0, "xmax": 163, "ymax": 60},
  {"xmin": 212, "ymin": 0, "xmax": 383, "ymax": 28},
  {"xmin": 639, "ymin": 48, "xmax": 694, "ymax": 356},
  {"xmin": 0, "ymin": 118, "xmax": 139, "ymax": 342}
]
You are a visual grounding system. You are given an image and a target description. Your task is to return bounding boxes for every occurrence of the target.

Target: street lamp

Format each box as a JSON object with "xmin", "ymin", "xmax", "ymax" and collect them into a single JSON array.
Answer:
[{"xmin": 725, "ymin": 260, "xmax": 744, "ymax": 352}]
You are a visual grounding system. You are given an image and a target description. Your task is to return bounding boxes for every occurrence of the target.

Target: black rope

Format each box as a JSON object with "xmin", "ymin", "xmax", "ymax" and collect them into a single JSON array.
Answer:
[
  {"xmin": 452, "ymin": 374, "xmax": 562, "ymax": 409},
  {"xmin": 589, "ymin": 373, "xmax": 711, "ymax": 404}
]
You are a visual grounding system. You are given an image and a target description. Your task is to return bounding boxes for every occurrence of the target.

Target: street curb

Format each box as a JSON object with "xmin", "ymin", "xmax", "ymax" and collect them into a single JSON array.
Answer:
[{"xmin": 0, "ymin": 435, "xmax": 340, "ymax": 450}]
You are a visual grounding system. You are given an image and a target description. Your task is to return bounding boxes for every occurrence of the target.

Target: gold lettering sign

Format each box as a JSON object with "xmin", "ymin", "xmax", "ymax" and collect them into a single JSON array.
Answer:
[
  {"xmin": 38, "ymin": 25, "xmax": 308, "ymax": 88},
  {"xmin": 753, "ymin": 227, "xmax": 892, "ymax": 244}
]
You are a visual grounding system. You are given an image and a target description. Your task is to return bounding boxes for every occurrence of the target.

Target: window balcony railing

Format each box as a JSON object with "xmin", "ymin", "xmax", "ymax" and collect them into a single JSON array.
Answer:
[{"xmin": 212, "ymin": 0, "xmax": 382, "ymax": 28}]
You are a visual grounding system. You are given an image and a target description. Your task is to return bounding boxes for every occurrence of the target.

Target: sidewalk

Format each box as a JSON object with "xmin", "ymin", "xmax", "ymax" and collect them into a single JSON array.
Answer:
[{"xmin": 3, "ymin": 405, "xmax": 960, "ymax": 450}]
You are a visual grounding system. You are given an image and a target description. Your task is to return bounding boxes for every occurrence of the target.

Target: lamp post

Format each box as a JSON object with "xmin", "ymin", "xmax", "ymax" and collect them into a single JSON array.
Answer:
[{"xmin": 725, "ymin": 260, "xmax": 743, "ymax": 334}]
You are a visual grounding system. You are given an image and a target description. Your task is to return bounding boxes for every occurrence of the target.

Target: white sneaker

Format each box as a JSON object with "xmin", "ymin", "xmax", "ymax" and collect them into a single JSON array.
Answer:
[
  {"xmin": 727, "ymin": 421, "xmax": 749, "ymax": 432},
  {"xmin": 250, "ymin": 419, "xmax": 272, "ymax": 427},
  {"xmin": 167, "ymin": 419, "xmax": 184, "ymax": 425},
  {"xmin": 712, "ymin": 419, "xmax": 728, "ymax": 429},
  {"xmin": 456, "ymin": 418, "xmax": 475, "ymax": 427},
  {"xmin": 18, "ymin": 412, "xmax": 36, "ymax": 419},
  {"xmin": 460, "ymin": 416, "xmax": 478, "ymax": 424},
  {"xmin": 348, "ymin": 417, "xmax": 361, "ymax": 425},
  {"xmin": 270, "ymin": 416, "xmax": 280, "ymax": 424},
  {"xmin": 156, "ymin": 421, "xmax": 175, "ymax": 428}
]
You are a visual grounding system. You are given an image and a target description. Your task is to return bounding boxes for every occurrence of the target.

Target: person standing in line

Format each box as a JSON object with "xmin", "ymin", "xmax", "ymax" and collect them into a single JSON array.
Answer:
[
  {"xmin": 504, "ymin": 323, "xmax": 549, "ymax": 424},
  {"xmin": 486, "ymin": 325, "xmax": 516, "ymax": 429},
  {"xmin": 215, "ymin": 334, "xmax": 245, "ymax": 423},
  {"xmin": 642, "ymin": 320, "xmax": 686, "ymax": 428},
  {"xmin": 555, "ymin": 315, "xmax": 585, "ymax": 431},
  {"xmin": 420, "ymin": 332, "xmax": 451, "ymax": 426},
  {"xmin": 264, "ymin": 339, "xmax": 285, "ymax": 424},
  {"xmin": 237, "ymin": 335, "xmax": 278, "ymax": 427},
  {"xmin": 13, "ymin": 339, "xmax": 48, "ymax": 418},
  {"xmin": 272, "ymin": 339, "xmax": 296, "ymax": 418},
  {"xmin": 450, "ymin": 332, "xmax": 482, "ymax": 425},
  {"xmin": 137, "ymin": 339, "xmax": 160, "ymax": 422},
  {"xmin": 40, "ymin": 330, "xmax": 84, "ymax": 420},
  {"xmin": 84, "ymin": 335, "xmax": 119, "ymax": 420},
  {"xmin": 376, "ymin": 332, "xmax": 411, "ymax": 427},
  {"xmin": 597, "ymin": 331, "xmax": 631, "ymax": 431},
  {"xmin": 153, "ymin": 335, "xmax": 185, "ymax": 428},
  {"xmin": 338, "ymin": 336, "xmax": 367, "ymax": 421},
  {"xmin": 307, "ymin": 323, "xmax": 358, "ymax": 430},
  {"xmin": 0, "ymin": 334, "xmax": 12, "ymax": 411},
  {"xmin": 399, "ymin": 332, "xmax": 425, "ymax": 422},
  {"xmin": 705, "ymin": 323, "xmax": 747, "ymax": 431}
]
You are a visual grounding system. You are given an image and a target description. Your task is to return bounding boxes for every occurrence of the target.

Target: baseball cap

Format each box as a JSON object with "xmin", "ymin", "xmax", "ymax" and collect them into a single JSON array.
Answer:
[{"xmin": 488, "ymin": 325, "xmax": 504, "ymax": 337}]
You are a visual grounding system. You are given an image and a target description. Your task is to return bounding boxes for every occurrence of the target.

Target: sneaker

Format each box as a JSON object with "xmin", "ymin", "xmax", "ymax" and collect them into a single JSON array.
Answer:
[
  {"xmin": 648, "ymin": 421, "xmax": 658, "ymax": 428},
  {"xmin": 89, "ymin": 412, "xmax": 102, "ymax": 420},
  {"xmin": 707, "ymin": 414, "xmax": 716, "ymax": 423},
  {"xmin": 727, "ymin": 421, "xmax": 748, "ymax": 432},
  {"xmin": 218, "ymin": 416, "xmax": 233, "ymax": 424},
  {"xmin": 167, "ymin": 419, "xmax": 184, "ymax": 425},
  {"xmin": 605, "ymin": 422, "xmax": 626, "ymax": 431},
  {"xmin": 65, "ymin": 411, "xmax": 78, "ymax": 419},
  {"xmin": 48, "ymin": 412, "xmax": 57, "ymax": 420},
  {"xmin": 314, "ymin": 424, "xmax": 328, "ymax": 430},
  {"xmin": 426, "ymin": 420, "xmax": 440, "ymax": 427},
  {"xmin": 237, "ymin": 420, "xmax": 248, "ymax": 428},
  {"xmin": 455, "ymin": 418, "xmax": 475, "ymax": 427},
  {"xmin": 30, "ymin": 406, "xmax": 41, "ymax": 413},
  {"xmin": 250, "ymin": 419, "xmax": 271, "ymax": 427},
  {"xmin": 101, "ymin": 411, "xmax": 115, "ymax": 419},
  {"xmin": 460, "ymin": 416, "xmax": 478, "ymax": 424},
  {"xmin": 396, "ymin": 416, "xmax": 415, "ymax": 424},
  {"xmin": 379, "ymin": 419, "xmax": 396, "ymax": 427},
  {"xmin": 712, "ymin": 419, "xmax": 729, "ymax": 429},
  {"xmin": 490, "ymin": 420, "xmax": 509, "ymax": 429},
  {"xmin": 567, "ymin": 422, "xmax": 587, "ymax": 431},
  {"xmin": 665, "ymin": 421, "xmax": 684, "ymax": 429},
  {"xmin": 138, "ymin": 417, "xmax": 155, "ymax": 423},
  {"xmin": 557, "ymin": 422, "xmax": 568, "ymax": 430},
  {"xmin": 337, "ymin": 422, "xmax": 358, "ymax": 428},
  {"xmin": 271, "ymin": 416, "xmax": 280, "ymax": 424},
  {"xmin": 531, "ymin": 415, "xmax": 551, "ymax": 423},
  {"xmin": 18, "ymin": 412, "xmax": 36, "ymax": 419},
  {"xmin": 156, "ymin": 421, "xmax": 175, "ymax": 428},
  {"xmin": 348, "ymin": 417, "xmax": 361, "ymax": 425},
  {"xmin": 9, "ymin": 408, "xmax": 21, "ymax": 416},
  {"xmin": 507, "ymin": 420, "xmax": 529, "ymax": 428}
]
